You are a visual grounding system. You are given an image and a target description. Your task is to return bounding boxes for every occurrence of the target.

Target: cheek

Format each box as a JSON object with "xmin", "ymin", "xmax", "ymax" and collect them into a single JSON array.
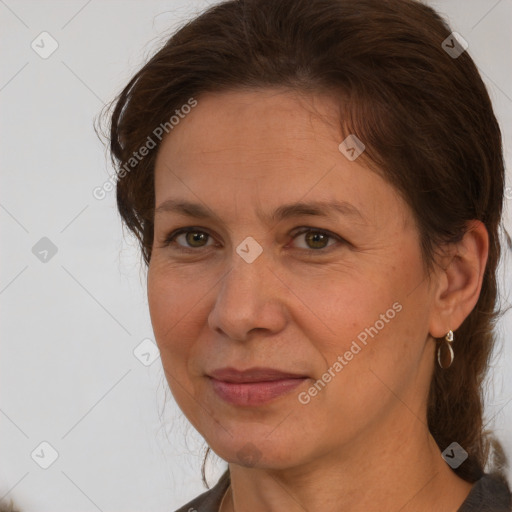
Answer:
[
  {"xmin": 313, "ymin": 277, "xmax": 429, "ymax": 422},
  {"xmin": 297, "ymin": 253, "xmax": 424, "ymax": 390},
  {"xmin": 288, "ymin": 265, "xmax": 401, "ymax": 354},
  {"xmin": 147, "ymin": 262, "xmax": 216, "ymax": 378},
  {"xmin": 147, "ymin": 268, "xmax": 171, "ymax": 341},
  {"xmin": 147, "ymin": 264, "xmax": 194, "ymax": 355},
  {"xmin": 147, "ymin": 265, "xmax": 206, "ymax": 417}
]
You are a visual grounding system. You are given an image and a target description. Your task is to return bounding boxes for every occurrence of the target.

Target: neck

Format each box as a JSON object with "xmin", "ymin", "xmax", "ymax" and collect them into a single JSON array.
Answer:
[{"xmin": 221, "ymin": 411, "xmax": 474, "ymax": 512}]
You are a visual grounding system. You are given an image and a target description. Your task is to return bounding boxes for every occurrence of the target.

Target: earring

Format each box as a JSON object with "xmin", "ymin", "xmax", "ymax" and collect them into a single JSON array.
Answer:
[{"xmin": 437, "ymin": 330, "xmax": 454, "ymax": 369}]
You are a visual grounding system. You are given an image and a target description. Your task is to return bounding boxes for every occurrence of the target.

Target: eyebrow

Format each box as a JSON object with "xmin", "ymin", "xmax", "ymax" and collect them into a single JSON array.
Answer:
[{"xmin": 154, "ymin": 198, "xmax": 367, "ymax": 224}]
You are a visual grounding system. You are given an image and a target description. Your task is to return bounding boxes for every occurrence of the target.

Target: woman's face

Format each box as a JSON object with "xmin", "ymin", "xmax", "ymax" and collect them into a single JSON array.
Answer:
[{"xmin": 148, "ymin": 89, "xmax": 440, "ymax": 468}]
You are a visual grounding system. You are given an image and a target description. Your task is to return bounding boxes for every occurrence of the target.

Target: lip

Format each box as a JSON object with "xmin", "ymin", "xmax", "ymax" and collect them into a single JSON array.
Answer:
[
  {"xmin": 208, "ymin": 367, "xmax": 309, "ymax": 406},
  {"xmin": 209, "ymin": 367, "xmax": 308, "ymax": 382}
]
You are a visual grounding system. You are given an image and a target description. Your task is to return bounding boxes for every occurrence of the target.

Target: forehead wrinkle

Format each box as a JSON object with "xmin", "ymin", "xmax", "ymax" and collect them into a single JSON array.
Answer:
[
  {"xmin": 256, "ymin": 200, "xmax": 368, "ymax": 226},
  {"xmin": 154, "ymin": 198, "xmax": 368, "ymax": 227}
]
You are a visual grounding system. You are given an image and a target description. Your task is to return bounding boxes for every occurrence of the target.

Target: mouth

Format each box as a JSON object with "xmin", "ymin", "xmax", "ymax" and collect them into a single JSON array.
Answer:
[{"xmin": 207, "ymin": 367, "xmax": 309, "ymax": 406}]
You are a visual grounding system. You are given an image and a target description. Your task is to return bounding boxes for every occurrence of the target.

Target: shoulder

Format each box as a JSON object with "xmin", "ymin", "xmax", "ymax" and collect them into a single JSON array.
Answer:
[
  {"xmin": 173, "ymin": 469, "xmax": 230, "ymax": 512},
  {"xmin": 458, "ymin": 472, "xmax": 512, "ymax": 512},
  {"xmin": 172, "ymin": 469, "xmax": 511, "ymax": 512}
]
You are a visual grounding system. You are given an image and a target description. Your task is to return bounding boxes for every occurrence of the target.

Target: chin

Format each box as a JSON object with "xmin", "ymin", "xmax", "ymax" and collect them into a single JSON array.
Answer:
[{"xmin": 208, "ymin": 431, "xmax": 308, "ymax": 470}]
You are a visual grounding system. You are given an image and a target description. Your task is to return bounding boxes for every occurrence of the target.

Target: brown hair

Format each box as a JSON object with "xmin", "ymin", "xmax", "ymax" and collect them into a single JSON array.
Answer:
[{"xmin": 104, "ymin": 0, "xmax": 510, "ymax": 487}]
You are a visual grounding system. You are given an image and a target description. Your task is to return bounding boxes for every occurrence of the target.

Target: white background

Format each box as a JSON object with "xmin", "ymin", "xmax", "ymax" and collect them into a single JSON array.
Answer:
[{"xmin": 1, "ymin": 1, "xmax": 511, "ymax": 510}]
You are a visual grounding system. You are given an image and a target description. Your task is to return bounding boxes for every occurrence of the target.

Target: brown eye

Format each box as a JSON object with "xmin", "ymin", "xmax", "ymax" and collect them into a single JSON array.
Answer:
[
  {"xmin": 163, "ymin": 228, "xmax": 215, "ymax": 249},
  {"xmin": 304, "ymin": 231, "xmax": 330, "ymax": 249},
  {"xmin": 183, "ymin": 231, "xmax": 210, "ymax": 247},
  {"xmin": 290, "ymin": 228, "xmax": 341, "ymax": 250}
]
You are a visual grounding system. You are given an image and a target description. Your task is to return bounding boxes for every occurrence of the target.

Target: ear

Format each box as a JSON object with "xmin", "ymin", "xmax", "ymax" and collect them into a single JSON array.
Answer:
[{"xmin": 429, "ymin": 220, "xmax": 489, "ymax": 338}]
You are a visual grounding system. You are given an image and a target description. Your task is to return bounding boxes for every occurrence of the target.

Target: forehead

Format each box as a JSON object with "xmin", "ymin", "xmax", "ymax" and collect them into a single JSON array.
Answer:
[
  {"xmin": 155, "ymin": 88, "xmax": 342, "ymax": 167},
  {"xmin": 152, "ymin": 89, "xmax": 411, "ymax": 232}
]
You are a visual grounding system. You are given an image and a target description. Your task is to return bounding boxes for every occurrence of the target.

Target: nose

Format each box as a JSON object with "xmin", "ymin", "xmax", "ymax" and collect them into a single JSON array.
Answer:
[{"xmin": 207, "ymin": 250, "xmax": 288, "ymax": 342}]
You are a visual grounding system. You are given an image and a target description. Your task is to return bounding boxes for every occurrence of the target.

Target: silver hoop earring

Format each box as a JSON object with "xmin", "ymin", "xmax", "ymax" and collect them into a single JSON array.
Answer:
[{"xmin": 437, "ymin": 330, "xmax": 454, "ymax": 369}]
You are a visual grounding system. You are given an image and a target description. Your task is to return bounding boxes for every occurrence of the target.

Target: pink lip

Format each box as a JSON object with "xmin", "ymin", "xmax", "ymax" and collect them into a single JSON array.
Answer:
[{"xmin": 208, "ymin": 367, "xmax": 309, "ymax": 406}]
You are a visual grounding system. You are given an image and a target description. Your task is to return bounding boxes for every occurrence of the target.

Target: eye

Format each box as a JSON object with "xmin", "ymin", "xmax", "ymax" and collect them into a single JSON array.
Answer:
[
  {"xmin": 162, "ymin": 227, "xmax": 216, "ymax": 250},
  {"xmin": 289, "ymin": 228, "xmax": 342, "ymax": 250},
  {"xmin": 161, "ymin": 226, "xmax": 345, "ymax": 253}
]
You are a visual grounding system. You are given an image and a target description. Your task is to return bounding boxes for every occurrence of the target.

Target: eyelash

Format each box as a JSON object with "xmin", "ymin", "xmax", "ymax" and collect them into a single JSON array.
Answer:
[{"xmin": 161, "ymin": 226, "xmax": 346, "ymax": 253}]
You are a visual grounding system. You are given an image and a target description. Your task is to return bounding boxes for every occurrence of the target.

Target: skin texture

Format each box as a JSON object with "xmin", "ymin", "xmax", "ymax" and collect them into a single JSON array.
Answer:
[{"xmin": 148, "ymin": 89, "xmax": 488, "ymax": 511}]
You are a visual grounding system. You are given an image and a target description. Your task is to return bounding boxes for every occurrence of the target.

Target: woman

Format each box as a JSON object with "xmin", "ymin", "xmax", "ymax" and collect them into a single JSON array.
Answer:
[{"xmin": 106, "ymin": 0, "xmax": 512, "ymax": 510}]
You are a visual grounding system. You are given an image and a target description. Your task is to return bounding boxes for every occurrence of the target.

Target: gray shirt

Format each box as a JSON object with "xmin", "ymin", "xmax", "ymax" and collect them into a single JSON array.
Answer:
[{"xmin": 174, "ymin": 470, "xmax": 512, "ymax": 511}]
